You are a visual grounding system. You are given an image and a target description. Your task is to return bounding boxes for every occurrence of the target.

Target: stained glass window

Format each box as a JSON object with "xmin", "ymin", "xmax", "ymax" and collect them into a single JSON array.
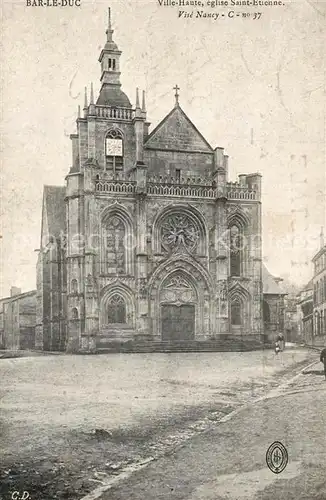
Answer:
[
  {"xmin": 104, "ymin": 216, "xmax": 125, "ymax": 274},
  {"xmin": 230, "ymin": 225, "xmax": 241, "ymax": 276}
]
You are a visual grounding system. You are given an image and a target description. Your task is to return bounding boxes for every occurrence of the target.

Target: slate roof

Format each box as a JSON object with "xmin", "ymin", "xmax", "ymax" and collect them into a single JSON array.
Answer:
[
  {"xmin": 262, "ymin": 264, "xmax": 286, "ymax": 295},
  {"xmin": 43, "ymin": 185, "xmax": 66, "ymax": 238},
  {"xmin": 96, "ymin": 84, "xmax": 131, "ymax": 108},
  {"xmin": 0, "ymin": 290, "xmax": 36, "ymax": 304}
]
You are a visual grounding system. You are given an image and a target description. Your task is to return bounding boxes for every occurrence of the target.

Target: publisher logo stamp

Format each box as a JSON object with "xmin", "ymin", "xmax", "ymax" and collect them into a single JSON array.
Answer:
[{"xmin": 266, "ymin": 441, "xmax": 288, "ymax": 474}]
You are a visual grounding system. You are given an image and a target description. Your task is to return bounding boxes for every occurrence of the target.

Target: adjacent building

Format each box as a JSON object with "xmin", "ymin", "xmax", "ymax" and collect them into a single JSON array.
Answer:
[
  {"xmin": 312, "ymin": 230, "xmax": 326, "ymax": 344},
  {"xmin": 296, "ymin": 229, "xmax": 326, "ymax": 346},
  {"xmin": 0, "ymin": 288, "xmax": 37, "ymax": 350},
  {"xmin": 262, "ymin": 265, "xmax": 286, "ymax": 342},
  {"xmin": 297, "ymin": 280, "xmax": 313, "ymax": 344},
  {"xmin": 283, "ymin": 295, "xmax": 300, "ymax": 343},
  {"xmin": 35, "ymin": 186, "xmax": 67, "ymax": 351}
]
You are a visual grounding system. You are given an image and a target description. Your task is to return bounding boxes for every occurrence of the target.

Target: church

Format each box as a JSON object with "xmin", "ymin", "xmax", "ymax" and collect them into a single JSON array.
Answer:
[{"xmin": 35, "ymin": 10, "xmax": 270, "ymax": 353}]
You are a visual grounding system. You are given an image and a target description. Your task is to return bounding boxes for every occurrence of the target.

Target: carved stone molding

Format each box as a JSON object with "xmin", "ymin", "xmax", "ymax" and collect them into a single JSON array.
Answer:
[
  {"xmin": 138, "ymin": 278, "xmax": 148, "ymax": 299},
  {"xmin": 226, "ymin": 203, "xmax": 251, "ymax": 218},
  {"xmin": 229, "ymin": 279, "xmax": 249, "ymax": 292}
]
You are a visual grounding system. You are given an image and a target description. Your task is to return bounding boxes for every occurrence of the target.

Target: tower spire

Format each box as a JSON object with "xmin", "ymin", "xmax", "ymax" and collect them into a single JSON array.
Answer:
[
  {"xmin": 83, "ymin": 87, "xmax": 88, "ymax": 117},
  {"xmin": 320, "ymin": 227, "xmax": 325, "ymax": 248},
  {"xmin": 106, "ymin": 7, "xmax": 114, "ymax": 42},
  {"xmin": 136, "ymin": 87, "xmax": 140, "ymax": 109},
  {"xmin": 97, "ymin": 9, "xmax": 132, "ymax": 109},
  {"xmin": 84, "ymin": 87, "xmax": 88, "ymax": 108},
  {"xmin": 142, "ymin": 90, "xmax": 146, "ymax": 112}
]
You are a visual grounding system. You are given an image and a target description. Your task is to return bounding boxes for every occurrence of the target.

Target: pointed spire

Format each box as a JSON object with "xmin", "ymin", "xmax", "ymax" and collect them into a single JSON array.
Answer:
[
  {"xmin": 108, "ymin": 7, "xmax": 112, "ymax": 30},
  {"xmin": 142, "ymin": 90, "xmax": 146, "ymax": 112},
  {"xmin": 84, "ymin": 86, "xmax": 88, "ymax": 108},
  {"xmin": 106, "ymin": 7, "xmax": 114, "ymax": 42},
  {"xmin": 136, "ymin": 87, "xmax": 140, "ymax": 109},
  {"xmin": 78, "ymin": 105, "xmax": 81, "ymax": 118},
  {"xmin": 83, "ymin": 87, "xmax": 88, "ymax": 118},
  {"xmin": 320, "ymin": 227, "xmax": 325, "ymax": 248},
  {"xmin": 90, "ymin": 82, "xmax": 94, "ymax": 104}
]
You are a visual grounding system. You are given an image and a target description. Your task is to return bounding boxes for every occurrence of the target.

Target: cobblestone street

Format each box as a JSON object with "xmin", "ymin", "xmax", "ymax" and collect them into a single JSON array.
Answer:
[
  {"xmin": 0, "ymin": 349, "xmax": 322, "ymax": 500},
  {"xmin": 96, "ymin": 360, "xmax": 326, "ymax": 500}
]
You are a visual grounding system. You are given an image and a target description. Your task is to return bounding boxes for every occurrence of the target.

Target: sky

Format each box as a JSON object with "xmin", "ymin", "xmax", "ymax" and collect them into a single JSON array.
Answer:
[{"xmin": 0, "ymin": 0, "xmax": 325, "ymax": 297}]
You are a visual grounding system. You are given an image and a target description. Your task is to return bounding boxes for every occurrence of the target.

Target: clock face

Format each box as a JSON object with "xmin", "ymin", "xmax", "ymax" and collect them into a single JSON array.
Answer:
[{"xmin": 106, "ymin": 138, "xmax": 123, "ymax": 157}]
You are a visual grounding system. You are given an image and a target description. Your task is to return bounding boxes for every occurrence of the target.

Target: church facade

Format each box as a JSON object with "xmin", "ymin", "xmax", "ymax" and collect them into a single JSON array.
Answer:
[{"xmin": 36, "ymin": 12, "xmax": 265, "ymax": 352}]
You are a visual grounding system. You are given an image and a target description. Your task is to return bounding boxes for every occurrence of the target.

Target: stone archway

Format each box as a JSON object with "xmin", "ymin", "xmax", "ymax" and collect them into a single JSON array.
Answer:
[
  {"xmin": 99, "ymin": 283, "xmax": 135, "ymax": 332},
  {"xmin": 160, "ymin": 274, "xmax": 197, "ymax": 342},
  {"xmin": 148, "ymin": 258, "xmax": 213, "ymax": 341}
]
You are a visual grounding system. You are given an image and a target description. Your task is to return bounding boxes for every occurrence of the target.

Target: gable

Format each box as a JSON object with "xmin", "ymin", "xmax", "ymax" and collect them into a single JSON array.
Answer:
[{"xmin": 145, "ymin": 106, "xmax": 213, "ymax": 153}]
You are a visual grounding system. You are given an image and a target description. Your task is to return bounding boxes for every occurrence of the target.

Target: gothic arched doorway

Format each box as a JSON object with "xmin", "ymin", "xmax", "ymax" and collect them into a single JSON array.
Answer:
[{"xmin": 160, "ymin": 273, "xmax": 197, "ymax": 342}]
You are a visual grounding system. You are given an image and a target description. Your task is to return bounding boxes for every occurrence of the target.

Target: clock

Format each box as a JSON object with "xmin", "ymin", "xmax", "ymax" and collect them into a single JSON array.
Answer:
[{"xmin": 106, "ymin": 138, "xmax": 123, "ymax": 157}]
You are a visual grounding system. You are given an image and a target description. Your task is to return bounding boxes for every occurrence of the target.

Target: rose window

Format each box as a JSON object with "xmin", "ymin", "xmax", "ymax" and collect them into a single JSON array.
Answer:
[{"xmin": 161, "ymin": 214, "xmax": 199, "ymax": 253}]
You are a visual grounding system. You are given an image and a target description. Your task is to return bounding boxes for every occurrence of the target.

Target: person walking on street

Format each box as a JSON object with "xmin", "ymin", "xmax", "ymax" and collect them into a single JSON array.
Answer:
[
  {"xmin": 320, "ymin": 347, "xmax": 326, "ymax": 380},
  {"xmin": 277, "ymin": 332, "xmax": 285, "ymax": 351}
]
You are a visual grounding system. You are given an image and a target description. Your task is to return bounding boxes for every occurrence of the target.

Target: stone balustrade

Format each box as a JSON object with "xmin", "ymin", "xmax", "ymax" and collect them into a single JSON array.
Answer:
[
  {"xmin": 94, "ymin": 178, "xmax": 258, "ymax": 200},
  {"xmin": 95, "ymin": 180, "xmax": 136, "ymax": 194},
  {"xmin": 148, "ymin": 175, "xmax": 212, "ymax": 186},
  {"xmin": 95, "ymin": 106, "xmax": 133, "ymax": 120},
  {"xmin": 226, "ymin": 182, "xmax": 257, "ymax": 200},
  {"xmin": 147, "ymin": 183, "xmax": 217, "ymax": 198}
]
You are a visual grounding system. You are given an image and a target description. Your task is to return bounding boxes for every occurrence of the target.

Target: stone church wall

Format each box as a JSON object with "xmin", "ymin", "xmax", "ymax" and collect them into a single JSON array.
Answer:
[
  {"xmin": 144, "ymin": 149, "xmax": 214, "ymax": 178},
  {"xmin": 77, "ymin": 118, "xmax": 136, "ymax": 172}
]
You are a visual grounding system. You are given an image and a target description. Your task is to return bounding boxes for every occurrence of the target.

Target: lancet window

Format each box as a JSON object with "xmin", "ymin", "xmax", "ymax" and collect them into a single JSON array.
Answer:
[
  {"xmin": 105, "ymin": 129, "xmax": 123, "ymax": 171},
  {"xmin": 107, "ymin": 294, "xmax": 126, "ymax": 324},
  {"xmin": 103, "ymin": 216, "xmax": 125, "ymax": 275},
  {"xmin": 230, "ymin": 225, "xmax": 241, "ymax": 277}
]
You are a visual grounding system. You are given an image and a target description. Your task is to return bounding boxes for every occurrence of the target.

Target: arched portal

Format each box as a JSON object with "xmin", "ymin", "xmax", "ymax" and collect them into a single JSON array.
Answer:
[
  {"xmin": 160, "ymin": 273, "xmax": 197, "ymax": 342},
  {"xmin": 148, "ymin": 257, "xmax": 213, "ymax": 341}
]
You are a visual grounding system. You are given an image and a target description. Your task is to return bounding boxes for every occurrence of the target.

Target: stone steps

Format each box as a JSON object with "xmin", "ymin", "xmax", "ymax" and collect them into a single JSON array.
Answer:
[
  {"xmin": 95, "ymin": 339, "xmax": 271, "ymax": 354},
  {"xmin": 97, "ymin": 327, "xmax": 135, "ymax": 344}
]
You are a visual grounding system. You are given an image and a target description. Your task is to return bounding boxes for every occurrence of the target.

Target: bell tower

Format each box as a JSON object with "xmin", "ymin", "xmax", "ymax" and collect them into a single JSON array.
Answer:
[
  {"xmin": 96, "ymin": 8, "xmax": 131, "ymax": 108},
  {"xmin": 99, "ymin": 8, "xmax": 122, "ymax": 87}
]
